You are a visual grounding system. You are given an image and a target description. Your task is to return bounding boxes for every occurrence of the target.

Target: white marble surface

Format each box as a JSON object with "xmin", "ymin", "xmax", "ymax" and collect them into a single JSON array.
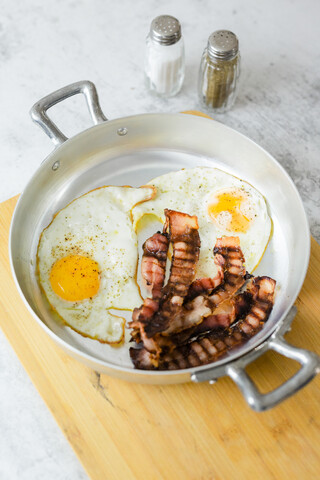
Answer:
[{"xmin": 0, "ymin": 0, "xmax": 319, "ymax": 478}]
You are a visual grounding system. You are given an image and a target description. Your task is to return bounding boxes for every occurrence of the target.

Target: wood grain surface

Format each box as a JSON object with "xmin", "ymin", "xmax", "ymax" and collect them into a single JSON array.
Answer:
[{"xmin": 1, "ymin": 194, "xmax": 320, "ymax": 479}]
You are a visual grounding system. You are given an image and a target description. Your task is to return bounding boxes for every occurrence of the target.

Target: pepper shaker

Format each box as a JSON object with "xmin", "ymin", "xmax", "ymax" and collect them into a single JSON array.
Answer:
[
  {"xmin": 145, "ymin": 15, "xmax": 185, "ymax": 97},
  {"xmin": 198, "ymin": 30, "xmax": 240, "ymax": 112}
]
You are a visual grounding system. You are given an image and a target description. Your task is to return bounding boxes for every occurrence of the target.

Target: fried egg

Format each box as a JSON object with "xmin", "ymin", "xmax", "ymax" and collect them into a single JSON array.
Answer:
[
  {"xmin": 37, "ymin": 185, "xmax": 155, "ymax": 343},
  {"xmin": 132, "ymin": 167, "xmax": 271, "ymax": 278}
]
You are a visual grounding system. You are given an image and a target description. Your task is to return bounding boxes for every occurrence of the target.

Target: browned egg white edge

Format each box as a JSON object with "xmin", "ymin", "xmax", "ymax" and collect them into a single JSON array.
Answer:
[
  {"xmin": 36, "ymin": 185, "xmax": 157, "ymax": 345},
  {"xmin": 133, "ymin": 166, "xmax": 274, "ymax": 274}
]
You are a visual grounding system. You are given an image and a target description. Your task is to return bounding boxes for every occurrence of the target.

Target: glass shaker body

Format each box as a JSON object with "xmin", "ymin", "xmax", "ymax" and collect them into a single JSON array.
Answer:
[
  {"xmin": 144, "ymin": 15, "xmax": 185, "ymax": 97},
  {"xmin": 145, "ymin": 34, "xmax": 185, "ymax": 97},
  {"xmin": 198, "ymin": 45, "xmax": 240, "ymax": 113}
]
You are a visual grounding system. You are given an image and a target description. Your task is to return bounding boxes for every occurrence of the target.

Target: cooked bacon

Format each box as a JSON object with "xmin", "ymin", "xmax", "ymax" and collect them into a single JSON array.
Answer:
[
  {"xmin": 129, "ymin": 298, "xmax": 162, "ymax": 357},
  {"xmin": 148, "ymin": 291, "xmax": 252, "ymax": 353},
  {"xmin": 130, "ymin": 291, "xmax": 251, "ymax": 364},
  {"xmin": 141, "ymin": 233, "xmax": 169, "ymax": 299},
  {"xmin": 209, "ymin": 289, "xmax": 251, "ymax": 328},
  {"xmin": 144, "ymin": 210, "xmax": 200, "ymax": 337},
  {"xmin": 130, "ymin": 276, "xmax": 276, "ymax": 370},
  {"xmin": 201, "ymin": 300, "xmax": 237, "ymax": 329},
  {"xmin": 131, "ymin": 298, "xmax": 159, "ymax": 325},
  {"xmin": 129, "ymin": 210, "xmax": 276, "ymax": 372},
  {"xmin": 187, "ymin": 275, "xmax": 223, "ymax": 300},
  {"xmin": 206, "ymin": 236, "xmax": 247, "ymax": 304},
  {"xmin": 129, "ymin": 233, "xmax": 168, "ymax": 330},
  {"xmin": 238, "ymin": 275, "xmax": 276, "ymax": 335},
  {"xmin": 128, "ymin": 233, "xmax": 169, "ymax": 359},
  {"xmin": 185, "ymin": 291, "xmax": 251, "ymax": 336},
  {"xmin": 160, "ymin": 236, "xmax": 246, "ymax": 336},
  {"xmin": 130, "ymin": 345, "xmax": 159, "ymax": 369},
  {"xmin": 130, "ymin": 234, "xmax": 247, "ymax": 365},
  {"xmin": 130, "ymin": 298, "xmax": 160, "ymax": 337},
  {"xmin": 162, "ymin": 210, "xmax": 200, "ymax": 299},
  {"xmin": 186, "ymin": 244, "xmax": 226, "ymax": 300}
]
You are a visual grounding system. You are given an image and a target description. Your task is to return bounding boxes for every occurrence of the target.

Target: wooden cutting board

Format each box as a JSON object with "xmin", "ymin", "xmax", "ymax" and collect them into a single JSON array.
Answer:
[{"xmin": 1, "ymin": 175, "xmax": 320, "ymax": 478}]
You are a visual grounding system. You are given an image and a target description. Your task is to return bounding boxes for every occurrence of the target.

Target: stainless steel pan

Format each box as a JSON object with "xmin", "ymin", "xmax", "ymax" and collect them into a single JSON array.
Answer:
[{"xmin": 9, "ymin": 80, "xmax": 320, "ymax": 411}]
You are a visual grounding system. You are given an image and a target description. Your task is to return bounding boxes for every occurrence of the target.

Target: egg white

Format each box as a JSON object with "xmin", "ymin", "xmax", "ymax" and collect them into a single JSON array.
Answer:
[
  {"xmin": 132, "ymin": 167, "xmax": 272, "ymax": 278},
  {"xmin": 37, "ymin": 185, "xmax": 155, "ymax": 343}
]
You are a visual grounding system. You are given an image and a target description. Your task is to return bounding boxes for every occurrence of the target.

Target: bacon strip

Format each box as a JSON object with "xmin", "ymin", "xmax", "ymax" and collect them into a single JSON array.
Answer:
[
  {"xmin": 186, "ymin": 248, "xmax": 225, "ymax": 300},
  {"xmin": 170, "ymin": 291, "xmax": 252, "ymax": 345},
  {"xmin": 187, "ymin": 275, "xmax": 223, "ymax": 300},
  {"xmin": 144, "ymin": 210, "xmax": 200, "ymax": 337},
  {"xmin": 133, "ymin": 293, "xmax": 251, "ymax": 358},
  {"xmin": 128, "ymin": 233, "xmax": 169, "ymax": 362},
  {"xmin": 141, "ymin": 233, "xmax": 169, "ymax": 299},
  {"xmin": 206, "ymin": 236, "xmax": 247, "ymax": 305},
  {"xmin": 160, "ymin": 236, "xmax": 246, "ymax": 336},
  {"xmin": 130, "ymin": 276, "xmax": 276, "ymax": 370}
]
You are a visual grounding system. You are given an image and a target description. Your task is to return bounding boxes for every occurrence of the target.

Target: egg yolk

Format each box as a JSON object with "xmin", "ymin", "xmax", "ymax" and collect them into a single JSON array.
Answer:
[
  {"xmin": 50, "ymin": 255, "xmax": 100, "ymax": 302},
  {"xmin": 208, "ymin": 189, "xmax": 254, "ymax": 233}
]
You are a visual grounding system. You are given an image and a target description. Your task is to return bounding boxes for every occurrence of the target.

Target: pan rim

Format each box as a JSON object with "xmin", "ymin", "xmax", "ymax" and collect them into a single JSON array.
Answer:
[{"xmin": 9, "ymin": 112, "xmax": 310, "ymax": 377}]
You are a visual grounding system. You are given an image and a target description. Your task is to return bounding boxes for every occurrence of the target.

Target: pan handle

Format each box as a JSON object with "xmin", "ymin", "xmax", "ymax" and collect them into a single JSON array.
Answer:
[
  {"xmin": 192, "ymin": 306, "xmax": 320, "ymax": 411},
  {"xmin": 30, "ymin": 80, "xmax": 107, "ymax": 147}
]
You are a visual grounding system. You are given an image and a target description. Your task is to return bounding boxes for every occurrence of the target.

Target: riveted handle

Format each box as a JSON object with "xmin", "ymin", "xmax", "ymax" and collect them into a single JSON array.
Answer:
[
  {"xmin": 227, "ymin": 338, "xmax": 320, "ymax": 411},
  {"xmin": 30, "ymin": 80, "xmax": 107, "ymax": 146},
  {"xmin": 192, "ymin": 306, "xmax": 320, "ymax": 411}
]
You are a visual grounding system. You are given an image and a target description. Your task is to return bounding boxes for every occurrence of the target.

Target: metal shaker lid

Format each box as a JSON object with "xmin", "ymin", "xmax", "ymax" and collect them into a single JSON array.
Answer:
[
  {"xmin": 150, "ymin": 15, "xmax": 182, "ymax": 46},
  {"xmin": 207, "ymin": 30, "xmax": 239, "ymax": 60}
]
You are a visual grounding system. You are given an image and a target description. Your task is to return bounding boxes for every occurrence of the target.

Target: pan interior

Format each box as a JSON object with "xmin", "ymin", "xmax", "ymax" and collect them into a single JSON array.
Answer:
[{"xmin": 10, "ymin": 114, "xmax": 308, "ymax": 373}]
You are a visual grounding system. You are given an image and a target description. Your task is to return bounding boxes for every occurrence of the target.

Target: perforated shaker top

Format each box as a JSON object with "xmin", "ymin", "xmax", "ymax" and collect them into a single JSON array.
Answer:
[
  {"xmin": 150, "ymin": 15, "xmax": 182, "ymax": 45},
  {"xmin": 207, "ymin": 30, "xmax": 239, "ymax": 60}
]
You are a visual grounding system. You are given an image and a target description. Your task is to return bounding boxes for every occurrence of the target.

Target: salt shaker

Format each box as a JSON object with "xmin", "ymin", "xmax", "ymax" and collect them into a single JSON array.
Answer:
[
  {"xmin": 145, "ymin": 15, "xmax": 185, "ymax": 97},
  {"xmin": 198, "ymin": 30, "xmax": 240, "ymax": 112}
]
